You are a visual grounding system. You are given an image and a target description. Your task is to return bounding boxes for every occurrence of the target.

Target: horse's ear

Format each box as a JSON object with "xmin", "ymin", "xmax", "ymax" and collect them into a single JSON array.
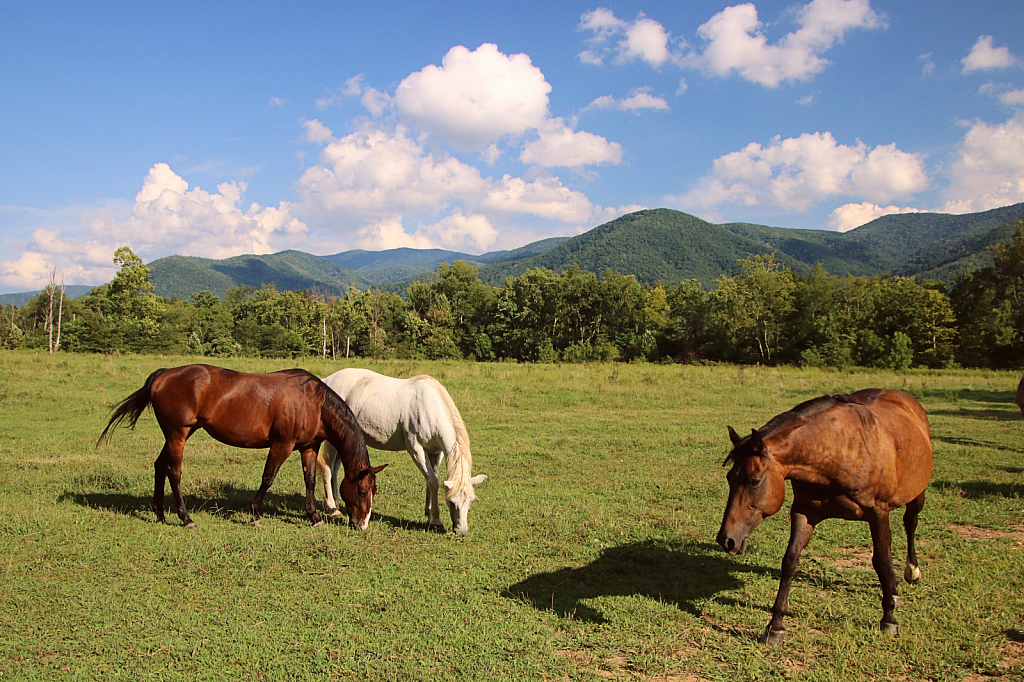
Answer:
[
  {"xmin": 469, "ymin": 474, "xmax": 487, "ymax": 485},
  {"xmin": 372, "ymin": 463, "xmax": 388, "ymax": 474},
  {"xmin": 750, "ymin": 428, "xmax": 765, "ymax": 453},
  {"xmin": 728, "ymin": 426, "xmax": 743, "ymax": 446}
]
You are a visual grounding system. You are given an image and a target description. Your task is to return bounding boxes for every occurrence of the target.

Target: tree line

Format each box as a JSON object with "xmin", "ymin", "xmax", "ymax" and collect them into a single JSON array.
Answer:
[{"xmin": 6, "ymin": 221, "xmax": 1024, "ymax": 369}]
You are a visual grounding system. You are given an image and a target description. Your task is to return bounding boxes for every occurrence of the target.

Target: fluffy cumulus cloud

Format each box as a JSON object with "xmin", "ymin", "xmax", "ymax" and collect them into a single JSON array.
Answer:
[
  {"xmin": 578, "ymin": 8, "xmax": 674, "ymax": 67},
  {"xmin": 673, "ymin": 131, "xmax": 928, "ymax": 213},
  {"xmin": 961, "ymin": 36, "xmax": 1019, "ymax": 74},
  {"xmin": 942, "ymin": 113, "xmax": 1024, "ymax": 213},
  {"xmin": 295, "ymin": 120, "xmax": 624, "ymax": 252},
  {"xmin": 519, "ymin": 119, "xmax": 623, "ymax": 168},
  {"xmin": 1, "ymin": 164, "xmax": 308, "ymax": 290},
  {"xmin": 682, "ymin": 0, "xmax": 885, "ymax": 87},
  {"xmin": 394, "ymin": 44, "xmax": 552, "ymax": 151},
  {"xmin": 826, "ymin": 202, "xmax": 925, "ymax": 232},
  {"xmin": 579, "ymin": 0, "xmax": 885, "ymax": 87}
]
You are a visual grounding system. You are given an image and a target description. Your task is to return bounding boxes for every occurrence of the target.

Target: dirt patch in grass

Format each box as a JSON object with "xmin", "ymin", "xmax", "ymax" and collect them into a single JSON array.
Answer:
[{"xmin": 951, "ymin": 524, "xmax": 1024, "ymax": 545}]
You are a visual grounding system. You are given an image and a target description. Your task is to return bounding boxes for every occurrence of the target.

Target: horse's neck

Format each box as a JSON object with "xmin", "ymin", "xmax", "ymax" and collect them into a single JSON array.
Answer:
[
  {"xmin": 769, "ymin": 431, "xmax": 834, "ymax": 487},
  {"xmin": 322, "ymin": 408, "xmax": 370, "ymax": 471}
]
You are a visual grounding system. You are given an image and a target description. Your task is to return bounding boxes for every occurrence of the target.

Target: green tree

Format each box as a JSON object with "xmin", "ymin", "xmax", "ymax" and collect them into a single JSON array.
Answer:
[{"xmin": 712, "ymin": 253, "xmax": 795, "ymax": 364}]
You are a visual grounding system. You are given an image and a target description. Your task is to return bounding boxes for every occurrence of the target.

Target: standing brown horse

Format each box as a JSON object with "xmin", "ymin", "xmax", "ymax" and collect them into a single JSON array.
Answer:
[
  {"xmin": 716, "ymin": 389, "xmax": 933, "ymax": 644},
  {"xmin": 98, "ymin": 364, "xmax": 386, "ymax": 529}
]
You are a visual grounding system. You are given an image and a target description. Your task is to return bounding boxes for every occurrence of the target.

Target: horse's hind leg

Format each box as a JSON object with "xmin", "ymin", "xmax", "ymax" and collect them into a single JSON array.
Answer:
[
  {"xmin": 250, "ymin": 442, "xmax": 293, "ymax": 525},
  {"xmin": 868, "ymin": 510, "xmax": 900, "ymax": 635},
  {"xmin": 903, "ymin": 491, "xmax": 926, "ymax": 584},
  {"xmin": 158, "ymin": 430, "xmax": 196, "ymax": 529}
]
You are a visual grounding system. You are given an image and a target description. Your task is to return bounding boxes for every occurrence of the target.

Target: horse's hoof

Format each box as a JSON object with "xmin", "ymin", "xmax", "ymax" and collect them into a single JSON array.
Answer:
[
  {"xmin": 427, "ymin": 523, "xmax": 445, "ymax": 534},
  {"xmin": 312, "ymin": 520, "xmax": 325, "ymax": 528},
  {"xmin": 327, "ymin": 508, "xmax": 344, "ymax": 520},
  {"xmin": 251, "ymin": 519, "xmax": 261, "ymax": 527},
  {"xmin": 904, "ymin": 563, "xmax": 922, "ymax": 584},
  {"xmin": 184, "ymin": 522, "xmax": 198, "ymax": 530},
  {"xmin": 880, "ymin": 622, "xmax": 899, "ymax": 636},
  {"xmin": 758, "ymin": 627, "xmax": 785, "ymax": 646}
]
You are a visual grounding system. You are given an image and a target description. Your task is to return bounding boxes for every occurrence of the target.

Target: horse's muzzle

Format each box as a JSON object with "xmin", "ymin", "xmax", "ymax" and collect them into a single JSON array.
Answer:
[{"xmin": 716, "ymin": 530, "xmax": 748, "ymax": 555}]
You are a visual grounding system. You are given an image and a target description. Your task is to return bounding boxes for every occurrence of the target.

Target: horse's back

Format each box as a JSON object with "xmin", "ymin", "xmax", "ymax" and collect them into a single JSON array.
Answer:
[{"xmin": 322, "ymin": 368, "xmax": 456, "ymax": 452}]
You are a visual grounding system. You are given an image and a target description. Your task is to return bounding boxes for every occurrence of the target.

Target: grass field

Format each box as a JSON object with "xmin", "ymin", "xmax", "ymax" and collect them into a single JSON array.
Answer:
[{"xmin": 1, "ymin": 350, "xmax": 1022, "ymax": 681}]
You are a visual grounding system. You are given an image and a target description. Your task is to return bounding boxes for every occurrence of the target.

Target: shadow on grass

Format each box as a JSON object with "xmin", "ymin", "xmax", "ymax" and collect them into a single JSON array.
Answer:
[
  {"xmin": 503, "ymin": 540, "xmax": 773, "ymax": 625},
  {"xmin": 932, "ymin": 480, "xmax": 1024, "ymax": 499},
  {"xmin": 929, "ymin": 407, "xmax": 1021, "ymax": 422},
  {"xmin": 59, "ymin": 483, "xmax": 329, "ymax": 525},
  {"xmin": 932, "ymin": 435, "xmax": 1024, "ymax": 453}
]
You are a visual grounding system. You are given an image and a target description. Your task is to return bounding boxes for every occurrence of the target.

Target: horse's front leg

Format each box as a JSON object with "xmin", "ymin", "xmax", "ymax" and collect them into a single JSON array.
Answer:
[
  {"xmin": 300, "ymin": 446, "xmax": 324, "ymax": 527},
  {"xmin": 407, "ymin": 440, "xmax": 443, "ymax": 531},
  {"xmin": 868, "ymin": 509, "xmax": 900, "ymax": 635},
  {"xmin": 318, "ymin": 444, "xmax": 344, "ymax": 520},
  {"xmin": 762, "ymin": 508, "xmax": 815, "ymax": 645},
  {"xmin": 251, "ymin": 442, "xmax": 293, "ymax": 525}
]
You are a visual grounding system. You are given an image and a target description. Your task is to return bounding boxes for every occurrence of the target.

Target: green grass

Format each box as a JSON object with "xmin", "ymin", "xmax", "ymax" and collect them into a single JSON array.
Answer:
[{"xmin": 1, "ymin": 350, "xmax": 1022, "ymax": 680}]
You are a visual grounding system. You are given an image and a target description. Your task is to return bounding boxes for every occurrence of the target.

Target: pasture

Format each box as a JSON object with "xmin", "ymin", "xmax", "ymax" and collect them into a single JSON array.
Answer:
[{"xmin": 1, "ymin": 350, "xmax": 1022, "ymax": 681}]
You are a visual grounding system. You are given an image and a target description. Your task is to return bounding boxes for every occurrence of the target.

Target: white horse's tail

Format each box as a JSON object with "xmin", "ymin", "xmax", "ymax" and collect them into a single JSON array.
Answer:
[{"xmin": 430, "ymin": 378, "xmax": 474, "ymax": 504}]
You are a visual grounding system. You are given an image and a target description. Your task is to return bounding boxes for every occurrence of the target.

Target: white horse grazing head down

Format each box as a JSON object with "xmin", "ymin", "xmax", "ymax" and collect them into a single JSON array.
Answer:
[
  {"xmin": 318, "ymin": 368, "xmax": 488, "ymax": 536},
  {"xmin": 445, "ymin": 473, "xmax": 488, "ymax": 536}
]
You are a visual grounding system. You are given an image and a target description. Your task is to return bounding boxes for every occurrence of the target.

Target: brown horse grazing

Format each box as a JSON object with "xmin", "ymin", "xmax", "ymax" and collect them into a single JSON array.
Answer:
[
  {"xmin": 98, "ymin": 364, "xmax": 386, "ymax": 530},
  {"xmin": 716, "ymin": 389, "xmax": 933, "ymax": 644}
]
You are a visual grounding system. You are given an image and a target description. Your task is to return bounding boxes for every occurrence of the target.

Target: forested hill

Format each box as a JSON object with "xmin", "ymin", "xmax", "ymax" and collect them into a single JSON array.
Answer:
[
  {"xmin": 53, "ymin": 202, "xmax": 1024, "ymax": 301},
  {"xmin": 475, "ymin": 204, "xmax": 1024, "ymax": 287}
]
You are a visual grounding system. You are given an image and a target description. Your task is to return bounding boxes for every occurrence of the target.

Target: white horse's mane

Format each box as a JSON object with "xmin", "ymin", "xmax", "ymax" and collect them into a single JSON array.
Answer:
[{"xmin": 412, "ymin": 375, "xmax": 474, "ymax": 504}]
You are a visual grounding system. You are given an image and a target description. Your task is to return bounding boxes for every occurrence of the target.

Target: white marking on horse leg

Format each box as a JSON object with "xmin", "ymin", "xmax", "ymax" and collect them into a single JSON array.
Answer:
[{"xmin": 904, "ymin": 561, "xmax": 921, "ymax": 583}]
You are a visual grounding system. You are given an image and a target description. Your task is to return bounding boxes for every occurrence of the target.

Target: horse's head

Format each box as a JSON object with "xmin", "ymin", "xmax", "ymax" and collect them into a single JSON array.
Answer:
[
  {"xmin": 444, "ymin": 474, "xmax": 488, "ymax": 536},
  {"xmin": 340, "ymin": 463, "xmax": 388, "ymax": 530},
  {"xmin": 716, "ymin": 426, "xmax": 786, "ymax": 555}
]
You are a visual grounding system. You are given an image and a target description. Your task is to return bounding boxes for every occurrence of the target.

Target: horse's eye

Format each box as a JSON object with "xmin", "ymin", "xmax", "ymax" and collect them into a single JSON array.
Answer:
[{"xmin": 748, "ymin": 476, "xmax": 762, "ymax": 487}]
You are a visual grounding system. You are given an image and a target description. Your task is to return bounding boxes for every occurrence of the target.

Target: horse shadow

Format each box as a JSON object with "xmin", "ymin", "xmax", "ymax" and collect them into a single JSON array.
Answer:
[
  {"xmin": 503, "ymin": 540, "xmax": 773, "ymax": 625},
  {"xmin": 932, "ymin": 479, "xmax": 1024, "ymax": 499},
  {"xmin": 59, "ymin": 484, "xmax": 330, "ymax": 525},
  {"xmin": 931, "ymin": 408, "xmax": 1021, "ymax": 422},
  {"xmin": 932, "ymin": 435, "xmax": 1024, "ymax": 454}
]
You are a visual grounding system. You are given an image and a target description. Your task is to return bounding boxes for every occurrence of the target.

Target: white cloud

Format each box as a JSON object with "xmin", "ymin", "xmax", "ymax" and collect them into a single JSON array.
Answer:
[
  {"xmin": 979, "ymin": 82, "xmax": 1024, "ymax": 107},
  {"xmin": 583, "ymin": 87, "xmax": 670, "ymax": 113},
  {"xmin": 961, "ymin": 36, "xmax": 1019, "ymax": 74},
  {"xmin": 919, "ymin": 52, "xmax": 935, "ymax": 75},
  {"xmin": 483, "ymin": 175, "xmax": 598, "ymax": 223},
  {"xmin": 826, "ymin": 202, "xmax": 925, "ymax": 232},
  {"xmin": 295, "ymin": 124, "xmax": 488, "ymax": 221},
  {"xmin": 519, "ymin": 119, "xmax": 623, "ymax": 168},
  {"xmin": 942, "ymin": 113, "xmax": 1024, "ymax": 213},
  {"xmin": 682, "ymin": 0, "xmax": 885, "ymax": 87},
  {"xmin": 296, "ymin": 122, "xmax": 614, "ymax": 249},
  {"xmin": 673, "ymin": 131, "xmax": 927, "ymax": 212},
  {"xmin": 578, "ymin": 8, "xmax": 675, "ymax": 67},
  {"xmin": 394, "ymin": 43, "xmax": 552, "ymax": 151},
  {"xmin": 269, "ymin": 97, "xmax": 287, "ymax": 107},
  {"xmin": 580, "ymin": 1, "xmax": 885, "ymax": 88},
  {"xmin": 0, "ymin": 164, "xmax": 308, "ymax": 290}
]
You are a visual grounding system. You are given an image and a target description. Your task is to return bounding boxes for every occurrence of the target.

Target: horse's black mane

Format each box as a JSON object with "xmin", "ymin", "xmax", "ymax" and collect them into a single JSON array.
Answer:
[
  {"xmin": 760, "ymin": 393, "xmax": 867, "ymax": 438},
  {"xmin": 294, "ymin": 370, "xmax": 370, "ymax": 465}
]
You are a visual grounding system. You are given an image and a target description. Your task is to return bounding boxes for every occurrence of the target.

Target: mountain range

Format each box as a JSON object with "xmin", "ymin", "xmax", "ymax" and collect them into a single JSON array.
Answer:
[{"xmin": 3, "ymin": 203, "xmax": 1023, "ymax": 306}]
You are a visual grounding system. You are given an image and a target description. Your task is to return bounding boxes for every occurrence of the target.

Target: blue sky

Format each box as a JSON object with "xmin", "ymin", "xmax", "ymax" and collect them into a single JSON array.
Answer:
[{"xmin": 2, "ymin": 0, "xmax": 1023, "ymax": 293}]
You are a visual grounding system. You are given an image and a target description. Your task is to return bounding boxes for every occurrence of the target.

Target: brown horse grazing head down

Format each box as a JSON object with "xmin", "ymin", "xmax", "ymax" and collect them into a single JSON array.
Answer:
[
  {"xmin": 98, "ymin": 364, "xmax": 386, "ymax": 530},
  {"xmin": 716, "ymin": 389, "xmax": 933, "ymax": 644}
]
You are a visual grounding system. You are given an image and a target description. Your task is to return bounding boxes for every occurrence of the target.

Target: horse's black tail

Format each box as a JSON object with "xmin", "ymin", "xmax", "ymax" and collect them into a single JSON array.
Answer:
[{"xmin": 96, "ymin": 368, "xmax": 166, "ymax": 446}]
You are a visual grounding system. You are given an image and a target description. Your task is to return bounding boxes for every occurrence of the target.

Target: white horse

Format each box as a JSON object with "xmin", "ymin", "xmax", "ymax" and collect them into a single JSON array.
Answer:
[{"xmin": 317, "ymin": 368, "xmax": 487, "ymax": 535}]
